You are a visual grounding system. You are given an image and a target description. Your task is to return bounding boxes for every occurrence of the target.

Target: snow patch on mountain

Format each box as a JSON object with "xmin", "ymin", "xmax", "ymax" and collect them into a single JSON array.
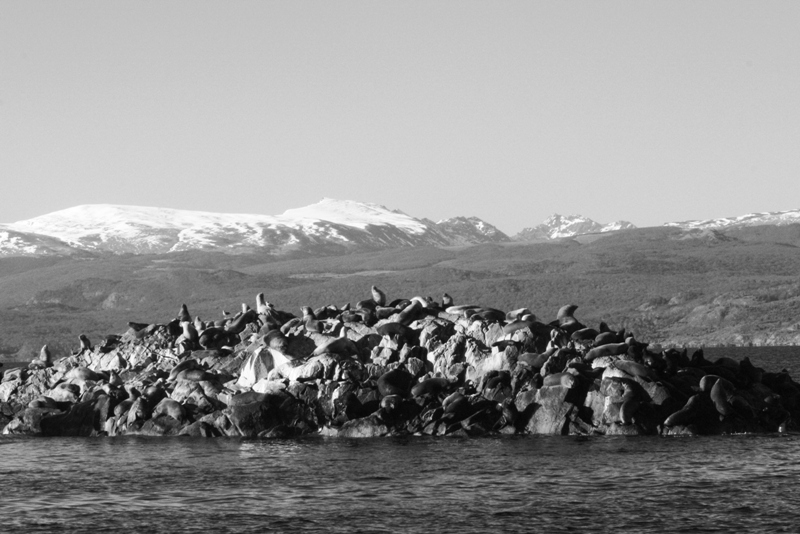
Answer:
[
  {"xmin": 664, "ymin": 209, "xmax": 800, "ymax": 231},
  {"xmin": 282, "ymin": 198, "xmax": 428, "ymax": 234},
  {"xmin": 434, "ymin": 216, "xmax": 509, "ymax": 245},
  {"xmin": 514, "ymin": 214, "xmax": 636, "ymax": 241}
]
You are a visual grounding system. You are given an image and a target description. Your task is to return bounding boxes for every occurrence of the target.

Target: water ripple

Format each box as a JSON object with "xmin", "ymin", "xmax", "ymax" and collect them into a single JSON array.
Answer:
[{"xmin": 2, "ymin": 434, "xmax": 800, "ymax": 533}]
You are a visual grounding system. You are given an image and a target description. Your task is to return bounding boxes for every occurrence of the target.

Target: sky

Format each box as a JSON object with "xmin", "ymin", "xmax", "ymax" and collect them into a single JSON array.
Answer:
[{"xmin": 1, "ymin": 1, "xmax": 799, "ymax": 235}]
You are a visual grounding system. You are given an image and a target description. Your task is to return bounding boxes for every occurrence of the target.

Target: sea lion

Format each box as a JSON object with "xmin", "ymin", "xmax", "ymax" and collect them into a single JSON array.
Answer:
[
  {"xmin": 690, "ymin": 349, "xmax": 712, "ymax": 368},
  {"xmin": 312, "ymin": 335, "xmax": 359, "ymax": 358},
  {"xmin": 380, "ymin": 394, "xmax": 403, "ymax": 413},
  {"xmin": 441, "ymin": 293, "xmax": 453, "ymax": 307},
  {"xmin": 467, "ymin": 308, "xmax": 506, "ymax": 323},
  {"xmin": 594, "ymin": 331, "xmax": 620, "ymax": 347},
  {"xmin": 482, "ymin": 370, "xmax": 511, "ymax": 391},
  {"xmin": 410, "ymin": 296, "xmax": 430, "ymax": 308},
  {"xmin": 152, "ymin": 398, "xmax": 187, "ymax": 423},
  {"xmin": 739, "ymin": 357, "xmax": 762, "ymax": 385},
  {"xmin": 553, "ymin": 304, "xmax": 584, "ymax": 335},
  {"xmin": 585, "ymin": 343, "xmax": 628, "ymax": 362},
  {"xmin": 371, "ymin": 286, "xmax": 387, "ymax": 307},
  {"xmin": 263, "ymin": 329, "xmax": 289, "ymax": 353},
  {"xmin": 571, "ymin": 328, "xmax": 599, "ymax": 344},
  {"xmin": 178, "ymin": 304, "xmax": 192, "ymax": 323},
  {"xmin": 442, "ymin": 391, "xmax": 469, "ymax": 416},
  {"xmin": 356, "ymin": 299, "xmax": 377, "ymax": 311},
  {"xmin": 445, "ymin": 305, "xmax": 479, "ymax": 316},
  {"xmin": 503, "ymin": 318, "xmax": 552, "ymax": 337},
  {"xmin": 168, "ymin": 359, "xmax": 204, "ymax": 382},
  {"xmin": 356, "ymin": 307, "xmax": 377, "ymax": 326},
  {"xmin": 517, "ymin": 352, "xmax": 550, "ymax": 370},
  {"xmin": 113, "ymin": 387, "xmax": 137, "ymax": 417},
  {"xmin": 78, "ymin": 334, "xmax": 92, "ymax": 352},
  {"xmin": 709, "ymin": 377, "xmax": 736, "ymax": 417},
  {"xmin": 126, "ymin": 392, "xmax": 151, "ymax": 427},
  {"xmin": 65, "ymin": 366, "xmax": 104, "ymax": 382},
  {"xmin": 279, "ymin": 317, "xmax": 303, "ymax": 335},
  {"xmin": 377, "ymin": 368, "xmax": 414, "ymax": 397},
  {"xmin": 505, "ymin": 308, "xmax": 533, "ymax": 322},
  {"xmin": 395, "ymin": 300, "xmax": 422, "ymax": 326},
  {"xmin": 175, "ymin": 368, "xmax": 213, "ymax": 382},
  {"xmin": 198, "ymin": 327, "xmax": 238, "ymax": 350},
  {"xmin": 376, "ymin": 322, "xmax": 415, "ymax": 341},
  {"xmin": 603, "ymin": 360, "xmax": 659, "ymax": 382},
  {"xmin": 301, "ymin": 307, "xmax": 323, "ymax": 333},
  {"xmin": 619, "ymin": 385, "xmax": 640, "ymax": 425},
  {"xmin": 166, "ymin": 319, "xmax": 183, "ymax": 337},
  {"xmin": 29, "ymin": 344, "xmax": 52, "ymax": 369},
  {"xmin": 256, "ymin": 293, "xmax": 270, "ymax": 315},
  {"xmin": 223, "ymin": 309, "xmax": 257, "ymax": 335},
  {"xmin": 374, "ymin": 306, "xmax": 398, "ymax": 320},
  {"xmin": 108, "ymin": 370, "xmax": 123, "ymax": 387},
  {"xmin": 411, "ymin": 377, "xmax": 451, "ymax": 398},
  {"xmin": 175, "ymin": 321, "xmax": 199, "ymax": 353}
]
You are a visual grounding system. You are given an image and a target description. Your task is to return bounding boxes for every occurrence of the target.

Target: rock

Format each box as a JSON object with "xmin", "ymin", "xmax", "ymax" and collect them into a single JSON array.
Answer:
[
  {"xmin": 0, "ymin": 380, "xmax": 19, "ymax": 403},
  {"xmin": 40, "ymin": 396, "xmax": 112, "ymax": 437},
  {"xmin": 129, "ymin": 414, "xmax": 184, "ymax": 436},
  {"xmin": 3, "ymin": 407, "xmax": 62, "ymax": 435},
  {"xmin": 336, "ymin": 413, "xmax": 389, "ymax": 438},
  {"xmin": 48, "ymin": 383, "xmax": 81, "ymax": 404},
  {"xmin": 465, "ymin": 344, "xmax": 517, "ymax": 383},
  {"xmin": 525, "ymin": 386, "xmax": 575, "ymax": 435},
  {"xmin": 252, "ymin": 379, "xmax": 287, "ymax": 395},
  {"xmin": 583, "ymin": 389, "xmax": 606, "ymax": 428},
  {"xmin": 225, "ymin": 400, "xmax": 281, "ymax": 438},
  {"xmin": 178, "ymin": 421, "xmax": 218, "ymax": 437},
  {"xmin": 540, "ymin": 349, "xmax": 573, "ymax": 377}
]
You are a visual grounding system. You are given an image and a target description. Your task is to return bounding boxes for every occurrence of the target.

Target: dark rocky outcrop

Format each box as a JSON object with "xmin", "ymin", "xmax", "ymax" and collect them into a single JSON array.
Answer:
[{"xmin": 2, "ymin": 291, "xmax": 799, "ymax": 439}]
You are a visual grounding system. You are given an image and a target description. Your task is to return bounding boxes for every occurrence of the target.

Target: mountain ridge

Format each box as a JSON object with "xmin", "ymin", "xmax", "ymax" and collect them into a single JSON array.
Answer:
[{"xmin": 2, "ymin": 199, "xmax": 799, "ymax": 257}]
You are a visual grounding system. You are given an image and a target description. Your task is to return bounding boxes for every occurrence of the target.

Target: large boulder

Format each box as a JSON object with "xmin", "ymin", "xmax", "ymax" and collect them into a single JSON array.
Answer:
[
  {"xmin": 225, "ymin": 400, "xmax": 282, "ymax": 438},
  {"xmin": 40, "ymin": 396, "xmax": 112, "ymax": 437},
  {"xmin": 525, "ymin": 386, "xmax": 576, "ymax": 435}
]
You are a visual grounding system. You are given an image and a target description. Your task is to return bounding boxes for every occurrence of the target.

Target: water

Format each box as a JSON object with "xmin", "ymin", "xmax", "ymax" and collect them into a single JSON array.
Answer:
[
  {"xmin": 700, "ymin": 346, "xmax": 800, "ymax": 376},
  {"xmin": 2, "ymin": 347, "xmax": 800, "ymax": 533},
  {"xmin": 2, "ymin": 435, "xmax": 800, "ymax": 533}
]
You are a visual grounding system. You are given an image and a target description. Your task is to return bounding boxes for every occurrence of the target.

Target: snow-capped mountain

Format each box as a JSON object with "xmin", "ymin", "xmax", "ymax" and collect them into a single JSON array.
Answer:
[
  {"xmin": 2, "ymin": 200, "xmax": 798, "ymax": 257},
  {"xmin": 433, "ymin": 216, "xmax": 508, "ymax": 245},
  {"xmin": 514, "ymin": 214, "xmax": 636, "ymax": 241},
  {"xmin": 0, "ymin": 199, "xmax": 507, "ymax": 256},
  {"xmin": 664, "ymin": 209, "xmax": 800, "ymax": 231}
]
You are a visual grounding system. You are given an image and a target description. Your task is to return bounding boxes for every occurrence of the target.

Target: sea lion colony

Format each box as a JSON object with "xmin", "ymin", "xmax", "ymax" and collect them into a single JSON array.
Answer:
[{"xmin": 1, "ymin": 287, "xmax": 797, "ymax": 438}]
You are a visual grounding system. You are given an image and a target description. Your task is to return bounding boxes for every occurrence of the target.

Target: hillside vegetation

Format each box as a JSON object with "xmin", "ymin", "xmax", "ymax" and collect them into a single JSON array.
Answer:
[{"xmin": 2, "ymin": 225, "xmax": 800, "ymax": 361}]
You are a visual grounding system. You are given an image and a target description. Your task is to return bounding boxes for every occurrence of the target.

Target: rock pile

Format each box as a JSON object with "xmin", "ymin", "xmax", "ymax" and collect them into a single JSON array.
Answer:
[{"xmin": 1, "ymin": 289, "xmax": 797, "ymax": 438}]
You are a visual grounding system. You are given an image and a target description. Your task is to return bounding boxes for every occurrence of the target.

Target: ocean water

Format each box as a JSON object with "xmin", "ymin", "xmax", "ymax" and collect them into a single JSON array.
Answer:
[{"xmin": 1, "ymin": 347, "xmax": 799, "ymax": 533}]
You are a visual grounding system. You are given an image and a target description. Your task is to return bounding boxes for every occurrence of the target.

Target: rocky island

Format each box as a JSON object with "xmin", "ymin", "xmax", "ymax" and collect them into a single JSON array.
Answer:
[{"xmin": 1, "ymin": 288, "xmax": 796, "ymax": 438}]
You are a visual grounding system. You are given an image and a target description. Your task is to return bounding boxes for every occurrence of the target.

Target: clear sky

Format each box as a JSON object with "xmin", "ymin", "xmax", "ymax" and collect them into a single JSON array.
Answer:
[{"xmin": 1, "ymin": 1, "xmax": 799, "ymax": 235}]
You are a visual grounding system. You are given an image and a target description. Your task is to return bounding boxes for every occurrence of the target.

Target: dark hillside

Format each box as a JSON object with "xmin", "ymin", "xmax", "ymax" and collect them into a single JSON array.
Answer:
[{"xmin": 1, "ymin": 225, "xmax": 799, "ymax": 362}]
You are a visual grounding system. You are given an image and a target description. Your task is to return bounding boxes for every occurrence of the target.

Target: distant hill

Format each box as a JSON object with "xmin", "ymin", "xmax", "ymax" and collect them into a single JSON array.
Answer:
[{"xmin": 2, "ymin": 222, "xmax": 800, "ymax": 363}]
